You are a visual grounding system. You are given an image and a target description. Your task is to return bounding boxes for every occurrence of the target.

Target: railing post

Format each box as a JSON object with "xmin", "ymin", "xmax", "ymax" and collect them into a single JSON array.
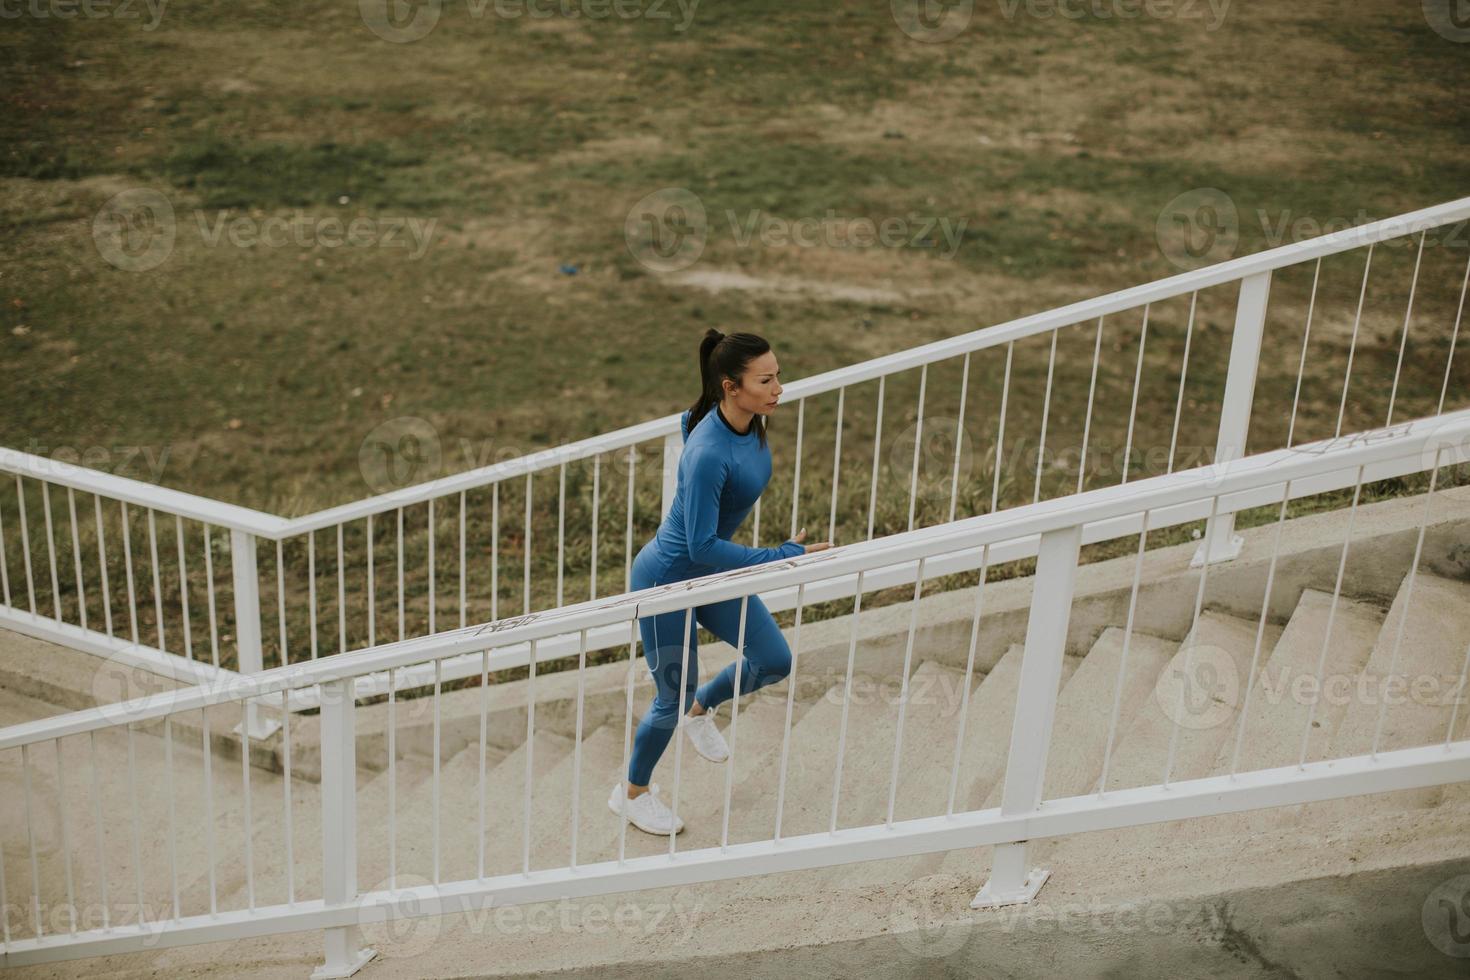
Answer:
[
  {"xmin": 314, "ymin": 677, "xmax": 376, "ymax": 979},
  {"xmin": 1195, "ymin": 270, "xmax": 1272, "ymax": 566},
  {"xmin": 973, "ymin": 523, "xmax": 1081, "ymax": 909},
  {"xmin": 661, "ymin": 431, "xmax": 682, "ymax": 519},
  {"xmin": 230, "ymin": 529, "xmax": 281, "ymax": 740}
]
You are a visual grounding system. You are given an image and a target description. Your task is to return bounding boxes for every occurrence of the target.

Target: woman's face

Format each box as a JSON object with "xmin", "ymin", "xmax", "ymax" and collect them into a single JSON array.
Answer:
[{"xmin": 724, "ymin": 349, "xmax": 784, "ymax": 416}]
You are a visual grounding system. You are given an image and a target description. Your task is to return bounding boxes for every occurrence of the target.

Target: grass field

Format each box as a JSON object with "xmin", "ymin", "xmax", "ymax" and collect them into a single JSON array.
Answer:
[{"xmin": 2, "ymin": 0, "xmax": 1469, "ymax": 669}]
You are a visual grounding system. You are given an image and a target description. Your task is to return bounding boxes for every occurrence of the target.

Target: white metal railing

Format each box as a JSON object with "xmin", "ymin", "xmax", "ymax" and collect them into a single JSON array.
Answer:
[
  {"xmin": 3, "ymin": 409, "xmax": 1469, "ymax": 972},
  {"xmin": 1, "ymin": 196, "xmax": 1467, "ymax": 726}
]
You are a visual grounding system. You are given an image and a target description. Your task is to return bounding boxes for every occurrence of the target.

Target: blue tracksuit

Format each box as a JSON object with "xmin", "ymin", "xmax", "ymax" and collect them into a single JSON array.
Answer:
[{"xmin": 625, "ymin": 403, "xmax": 804, "ymax": 786}]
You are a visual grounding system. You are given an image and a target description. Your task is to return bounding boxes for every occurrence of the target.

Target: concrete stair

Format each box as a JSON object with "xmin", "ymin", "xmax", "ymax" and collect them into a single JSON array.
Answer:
[{"xmin": 3, "ymin": 499, "xmax": 1470, "ymax": 978}]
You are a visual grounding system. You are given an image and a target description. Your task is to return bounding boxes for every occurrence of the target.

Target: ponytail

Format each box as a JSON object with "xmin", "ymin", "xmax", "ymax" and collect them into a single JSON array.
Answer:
[{"xmin": 687, "ymin": 328, "xmax": 770, "ymax": 448}]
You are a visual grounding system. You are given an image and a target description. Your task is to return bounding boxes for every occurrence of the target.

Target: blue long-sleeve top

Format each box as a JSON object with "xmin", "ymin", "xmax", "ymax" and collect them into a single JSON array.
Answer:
[{"xmin": 639, "ymin": 402, "xmax": 805, "ymax": 583}]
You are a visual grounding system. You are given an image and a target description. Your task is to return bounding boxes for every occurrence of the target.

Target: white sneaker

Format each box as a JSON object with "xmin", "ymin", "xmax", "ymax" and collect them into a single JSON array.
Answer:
[
  {"xmin": 608, "ymin": 781, "xmax": 685, "ymax": 836},
  {"xmin": 684, "ymin": 706, "xmax": 730, "ymax": 763}
]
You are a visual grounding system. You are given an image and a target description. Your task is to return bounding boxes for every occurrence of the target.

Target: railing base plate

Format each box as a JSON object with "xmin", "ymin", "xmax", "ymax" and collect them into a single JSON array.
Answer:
[
  {"xmin": 971, "ymin": 868, "xmax": 1051, "ymax": 909},
  {"xmin": 310, "ymin": 946, "xmax": 376, "ymax": 979}
]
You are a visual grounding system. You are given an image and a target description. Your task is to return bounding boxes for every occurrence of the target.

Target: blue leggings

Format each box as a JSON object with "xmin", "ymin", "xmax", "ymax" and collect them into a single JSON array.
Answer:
[{"xmin": 626, "ymin": 558, "xmax": 793, "ymax": 787}]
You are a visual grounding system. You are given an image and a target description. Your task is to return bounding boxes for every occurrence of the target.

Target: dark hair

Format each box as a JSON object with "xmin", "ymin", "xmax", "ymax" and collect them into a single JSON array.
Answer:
[{"xmin": 687, "ymin": 329, "xmax": 771, "ymax": 448}]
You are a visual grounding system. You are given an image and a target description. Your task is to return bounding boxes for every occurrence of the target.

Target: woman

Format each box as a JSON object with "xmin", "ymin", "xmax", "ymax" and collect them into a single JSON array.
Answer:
[{"xmin": 608, "ymin": 329, "xmax": 833, "ymax": 836}]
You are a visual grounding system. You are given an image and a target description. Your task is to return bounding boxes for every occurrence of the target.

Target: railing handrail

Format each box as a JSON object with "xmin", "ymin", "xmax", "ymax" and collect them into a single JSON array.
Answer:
[
  {"xmin": 4, "ymin": 195, "xmax": 1466, "ymax": 540},
  {"xmin": 5, "ymin": 407, "xmax": 1466, "ymax": 752}
]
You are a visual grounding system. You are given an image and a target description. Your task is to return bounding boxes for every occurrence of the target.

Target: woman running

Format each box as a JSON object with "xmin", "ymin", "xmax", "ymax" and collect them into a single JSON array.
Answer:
[{"xmin": 609, "ymin": 329, "xmax": 832, "ymax": 836}]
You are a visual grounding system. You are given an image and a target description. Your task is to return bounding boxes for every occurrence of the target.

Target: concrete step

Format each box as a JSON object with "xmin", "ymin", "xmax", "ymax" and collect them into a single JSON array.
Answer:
[
  {"xmin": 581, "ymin": 681, "xmax": 818, "ymax": 866},
  {"xmin": 1294, "ymin": 571, "xmax": 1470, "ymax": 823},
  {"xmin": 0, "ymin": 684, "xmax": 317, "ymax": 936},
  {"xmin": 1097, "ymin": 609, "xmax": 1284, "ymax": 793},
  {"xmin": 1169, "ymin": 588, "xmax": 1384, "ymax": 844}
]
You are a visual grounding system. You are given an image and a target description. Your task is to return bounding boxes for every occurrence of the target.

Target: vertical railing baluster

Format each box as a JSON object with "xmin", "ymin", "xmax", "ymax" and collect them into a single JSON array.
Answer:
[
  {"xmin": 570, "ymin": 627, "xmax": 588, "ymax": 868},
  {"xmin": 1336, "ymin": 243, "xmax": 1375, "ymax": 438},
  {"xmin": 459, "ymin": 490, "xmax": 468, "ymax": 628},
  {"xmin": 201, "ymin": 707, "xmax": 217, "ymax": 915},
  {"xmin": 365, "ymin": 514, "xmax": 374, "ymax": 650},
  {"xmin": 147, "ymin": 508, "xmax": 165, "ymax": 651},
  {"xmin": 41, "ymin": 481, "xmax": 61, "ymax": 622},
  {"xmin": 240, "ymin": 707, "xmax": 255, "ymax": 909},
  {"xmin": 948, "ymin": 354, "xmax": 971, "ymax": 523},
  {"xmin": 271, "ymin": 538, "xmax": 285, "ymax": 669},
  {"xmin": 1121, "ymin": 305, "xmax": 1150, "ymax": 485},
  {"xmin": 0, "ymin": 486, "xmax": 11, "ymax": 608},
  {"xmin": 1230, "ymin": 480, "xmax": 1293, "ymax": 776},
  {"xmin": 336, "ymin": 523, "xmax": 346, "ymax": 654},
  {"xmin": 396, "ymin": 508, "xmax": 405, "ymax": 642},
  {"xmin": 661, "ymin": 431, "xmax": 681, "ymax": 519},
  {"xmin": 591, "ymin": 455, "xmax": 601, "ymax": 601},
  {"xmin": 204, "ymin": 524, "xmax": 220, "ymax": 669},
  {"xmin": 163, "ymin": 716, "xmax": 179, "ymax": 919},
  {"xmin": 20, "ymin": 743, "xmax": 42, "ymax": 936},
  {"xmin": 120, "ymin": 500, "xmax": 138, "ymax": 643},
  {"xmin": 828, "ymin": 386, "xmax": 845, "ymax": 544},
  {"xmin": 125, "ymin": 725, "xmax": 145, "ymax": 924},
  {"xmin": 623, "ymin": 448, "xmax": 634, "ymax": 595},
  {"xmin": 432, "ymin": 657, "xmax": 441, "ymax": 884},
  {"xmin": 790, "ymin": 399, "xmax": 806, "ymax": 538},
  {"xmin": 307, "ymin": 530, "xmax": 318, "ymax": 659},
  {"xmin": 18, "ymin": 477, "xmax": 36, "ymax": 615},
  {"xmin": 556, "ymin": 463, "xmax": 566, "ymax": 609},
  {"xmin": 946, "ymin": 547, "xmax": 989, "ymax": 817},
  {"xmin": 523, "ymin": 638, "xmax": 538, "ymax": 874},
  {"xmin": 669, "ymin": 606, "xmax": 694, "ymax": 858},
  {"xmin": 773, "ymin": 583, "xmax": 806, "ymax": 843},
  {"xmin": 991, "ymin": 343, "xmax": 1013, "ymax": 513},
  {"xmin": 1033, "ymin": 331, "xmax": 1058, "ymax": 504},
  {"xmin": 1077, "ymin": 316, "xmax": 1104, "ymax": 494},
  {"xmin": 886, "ymin": 557, "xmax": 928, "ymax": 826},
  {"xmin": 1437, "ymin": 251, "xmax": 1470, "ymax": 416},
  {"xmin": 1167, "ymin": 292, "xmax": 1199, "ymax": 474},
  {"xmin": 617, "ymin": 619, "xmax": 637, "ymax": 865},
  {"xmin": 67, "ymin": 488, "xmax": 86, "ymax": 630},
  {"xmin": 1166, "ymin": 495, "xmax": 1222, "ymax": 787},
  {"xmin": 867, "ymin": 376, "xmax": 885, "ymax": 542},
  {"xmin": 830, "ymin": 571, "xmax": 865, "ymax": 832},
  {"xmin": 54, "ymin": 737, "xmax": 76, "ymax": 932},
  {"xmin": 721, "ymin": 595, "xmax": 750, "ymax": 849},
  {"xmin": 88, "ymin": 730, "xmax": 108, "ymax": 929},
  {"xmin": 93, "ymin": 494, "xmax": 112, "ymax": 636},
  {"xmin": 1371, "ymin": 452, "xmax": 1440, "ymax": 759},
  {"xmin": 174, "ymin": 516, "xmax": 191, "ymax": 660},
  {"xmin": 907, "ymin": 365, "xmax": 927, "ymax": 531},
  {"xmin": 1386, "ymin": 230, "xmax": 1427, "ymax": 426},
  {"xmin": 478, "ymin": 650, "xmax": 489, "ymax": 880},
  {"xmin": 281, "ymin": 688, "xmax": 295, "ymax": 906},
  {"xmin": 387, "ymin": 667, "xmax": 397, "ymax": 889},
  {"xmin": 523, "ymin": 474, "xmax": 533, "ymax": 617},
  {"xmin": 1286, "ymin": 258, "xmax": 1322, "ymax": 449},
  {"xmin": 494, "ymin": 481, "xmax": 503, "ymax": 620},
  {"xmin": 1100, "ymin": 511, "xmax": 1150, "ymax": 796},
  {"xmin": 428, "ymin": 498, "xmax": 436, "ymax": 634}
]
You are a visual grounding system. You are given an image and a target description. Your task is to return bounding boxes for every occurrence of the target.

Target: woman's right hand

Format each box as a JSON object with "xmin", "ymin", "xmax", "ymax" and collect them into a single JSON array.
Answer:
[{"xmin": 792, "ymin": 526, "xmax": 832, "ymax": 553}]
